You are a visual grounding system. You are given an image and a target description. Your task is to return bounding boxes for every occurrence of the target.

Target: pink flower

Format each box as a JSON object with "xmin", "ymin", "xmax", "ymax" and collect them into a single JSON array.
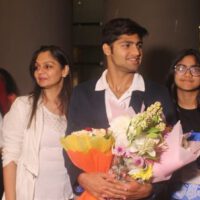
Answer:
[
  {"xmin": 129, "ymin": 154, "xmax": 145, "ymax": 168},
  {"xmin": 113, "ymin": 146, "xmax": 126, "ymax": 156},
  {"xmin": 134, "ymin": 158, "xmax": 144, "ymax": 167}
]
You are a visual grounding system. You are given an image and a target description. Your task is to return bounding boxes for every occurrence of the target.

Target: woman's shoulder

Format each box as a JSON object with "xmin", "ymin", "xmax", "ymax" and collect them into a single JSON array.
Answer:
[
  {"xmin": 3, "ymin": 95, "xmax": 33, "ymax": 124},
  {"xmin": 12, "ymin": 95, "xmax": 33, "ymax": 109}
]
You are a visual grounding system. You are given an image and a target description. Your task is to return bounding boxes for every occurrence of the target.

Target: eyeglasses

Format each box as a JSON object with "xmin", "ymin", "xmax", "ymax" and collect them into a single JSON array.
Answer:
[{"xmin": 174, "ymin": 64, "xmax": 200, "ymax": 77}]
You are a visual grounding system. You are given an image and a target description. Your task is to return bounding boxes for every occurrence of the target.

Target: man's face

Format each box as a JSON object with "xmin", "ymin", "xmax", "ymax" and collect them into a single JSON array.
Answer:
[{"xmin": 104, "ymin": 34, "xmax": 143, "ymax": 73}]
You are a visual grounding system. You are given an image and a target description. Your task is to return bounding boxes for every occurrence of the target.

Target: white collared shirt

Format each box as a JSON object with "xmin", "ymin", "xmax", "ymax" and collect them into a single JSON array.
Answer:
[{"xmin": 95, "ymin": 70, "xmax": 145, "ymax": 122}]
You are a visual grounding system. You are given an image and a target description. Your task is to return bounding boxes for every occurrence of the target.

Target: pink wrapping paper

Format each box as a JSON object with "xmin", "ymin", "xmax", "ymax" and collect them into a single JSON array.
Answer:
[{"xmin": 153, "ymin": 121, "xmax": 200, "ymax": 182}]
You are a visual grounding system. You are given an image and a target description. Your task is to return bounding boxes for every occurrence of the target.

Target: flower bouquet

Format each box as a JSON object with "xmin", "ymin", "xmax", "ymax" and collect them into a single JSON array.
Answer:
[
  {"xmin": 61, "ymin": 128, "xmax": 114, "ymax": 200},
  {"xmin": 109, "ymin": 102, "xmax": 167, "ymax": 182},
  {"xmin": 61, "ymin": 102, "xmax": 200, "ymax": 199},
  {"xmin": 109, "ymin": 101, "xmax": 200, "ymax": 183}
]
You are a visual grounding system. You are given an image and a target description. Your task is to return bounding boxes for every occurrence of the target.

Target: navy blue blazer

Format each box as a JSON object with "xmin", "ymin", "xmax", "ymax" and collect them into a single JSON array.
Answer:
[{"xmin": 65, "ymin": 77, "xmax": 177, "ymax": 199}]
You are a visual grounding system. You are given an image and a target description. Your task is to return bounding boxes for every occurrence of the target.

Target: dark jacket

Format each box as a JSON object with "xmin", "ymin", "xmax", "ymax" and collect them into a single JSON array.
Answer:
[{"xmin": 65, "ymin": 77, "xmax": 177, "ymax": 199}]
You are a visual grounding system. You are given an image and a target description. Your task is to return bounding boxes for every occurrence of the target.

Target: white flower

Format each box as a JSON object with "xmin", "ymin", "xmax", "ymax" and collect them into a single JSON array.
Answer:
[
  {"xmin": 128, "ymin": 166, "xmax": 143, "ymax": 176},
  {"xmin": 129, "ymin": 135, "xmax": 160, "ymax": 157},
  {"xmin": 109, "ymin": 116, "xmax": 131, "ymax": 147}
]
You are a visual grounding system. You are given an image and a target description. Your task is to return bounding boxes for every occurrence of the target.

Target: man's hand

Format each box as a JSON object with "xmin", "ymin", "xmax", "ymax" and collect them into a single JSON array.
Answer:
[
  {"xmin": 120, "ymin": 179, "xmax": 152, "ymax": 200},
  {"xmin": 78, "ymin": 172, "xmax": 153, "ymax": 200},
  {"xmin": 78, "ymin": 172, "xmax": 128, "ymax": 199}
]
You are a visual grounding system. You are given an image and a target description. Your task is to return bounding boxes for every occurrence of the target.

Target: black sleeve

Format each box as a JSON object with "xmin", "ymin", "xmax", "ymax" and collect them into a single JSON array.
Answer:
[
  {"xmin": 149, "ymin": 181, "xmax": 169, "ymax": 200},
  {"xmin": 64, "ymin": 88, "xmax": 84, "ymax": 189}
]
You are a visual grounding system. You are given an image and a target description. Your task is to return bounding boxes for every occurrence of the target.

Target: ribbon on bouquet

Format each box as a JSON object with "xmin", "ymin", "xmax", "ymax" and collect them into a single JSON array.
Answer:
[{"xmin": 187, "ymin": 132, "xmax": 200, "ymax": 141}]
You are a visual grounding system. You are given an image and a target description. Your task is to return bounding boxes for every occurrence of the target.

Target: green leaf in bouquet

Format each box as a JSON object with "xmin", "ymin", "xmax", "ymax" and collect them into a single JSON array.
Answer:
[
  {"xmin": 104, "ymin": 129, "xmax": 113, "ymax": 139},
  {"xmin": 144, "ymin": 154, "xmax": 158, "ymax": 160},
  {"xmin": 147, "ymin": 132, "xmax": 160, "ymax": 139},
  {"xmin": 147, "ymin": 127, "xmax": 161, "ymax": 134},
  {"xmin": 136, "ymin": 126, "xmax": 143, "ymax": 136},
  {"xmin": 127, "ymin": 126, "xmax": 143, "ymax": 143}
]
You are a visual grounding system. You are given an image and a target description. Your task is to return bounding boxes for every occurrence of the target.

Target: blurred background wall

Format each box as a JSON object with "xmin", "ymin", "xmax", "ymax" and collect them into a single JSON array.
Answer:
[
  {"xmin": 0, "ymin": 0, "xmax": 199, "ymax": 94},
  {"xmin": 104, "ymin": 0, "xmax": 200, "ymax": 83},
  {"xmin": 0, "ymin": 0, "xmax": 72, "ymax": 94}
]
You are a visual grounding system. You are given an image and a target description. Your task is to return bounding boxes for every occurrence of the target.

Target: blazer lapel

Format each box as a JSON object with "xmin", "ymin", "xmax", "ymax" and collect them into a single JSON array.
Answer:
[
  {"xmin": 129, "ymin": 90, "xmax": 145, "ymax": 113},
  {"xmin": 91, "ymin": 90, "xmax": 109, "ymax": 128}
]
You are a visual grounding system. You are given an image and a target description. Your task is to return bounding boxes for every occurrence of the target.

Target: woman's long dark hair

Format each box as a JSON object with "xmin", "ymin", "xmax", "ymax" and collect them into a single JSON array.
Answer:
[
  {"xmin": 166, "ymin": 48, "xmax": 200, "ymax": 107},
  {"xmin": 28, "ymin": 45, "xmax": 72, "ymax": 127}
]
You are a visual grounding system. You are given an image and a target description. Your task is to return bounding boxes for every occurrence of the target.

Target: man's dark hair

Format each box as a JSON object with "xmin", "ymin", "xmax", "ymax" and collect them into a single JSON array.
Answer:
[{"xmin": 102, "ymin": 18, "xmax": 148, "ymax": 45}]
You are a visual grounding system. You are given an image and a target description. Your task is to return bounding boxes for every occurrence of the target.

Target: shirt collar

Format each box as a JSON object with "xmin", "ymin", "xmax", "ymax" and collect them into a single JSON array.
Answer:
[{"xmin": 95, "ymin": 69, "xmax": 145, "ymax": 92}]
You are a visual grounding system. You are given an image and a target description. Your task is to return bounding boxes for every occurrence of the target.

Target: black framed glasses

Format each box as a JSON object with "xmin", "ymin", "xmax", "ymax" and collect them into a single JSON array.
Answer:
[{"xmin": 174, "ymin": 64, "xmax": 200, "ymax": 77}]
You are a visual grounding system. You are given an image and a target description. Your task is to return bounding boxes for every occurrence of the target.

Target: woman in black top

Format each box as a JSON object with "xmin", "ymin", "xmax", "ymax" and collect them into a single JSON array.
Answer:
[{"xmin": 166, "ymin": 48, "xmax": 200, "ymax": 200}]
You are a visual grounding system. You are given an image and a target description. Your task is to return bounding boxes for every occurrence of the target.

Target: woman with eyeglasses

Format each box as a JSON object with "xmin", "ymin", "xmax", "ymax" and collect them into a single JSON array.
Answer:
[{"xmin": 166, "ymin": 48, "xmax": 200, "ymax": 200}]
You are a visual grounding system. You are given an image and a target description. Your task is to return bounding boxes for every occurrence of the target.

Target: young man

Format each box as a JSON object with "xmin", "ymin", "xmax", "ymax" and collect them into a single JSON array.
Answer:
[{"xmin": 66, "ymin": 18, "xmax": 177, "ymax": 200}]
